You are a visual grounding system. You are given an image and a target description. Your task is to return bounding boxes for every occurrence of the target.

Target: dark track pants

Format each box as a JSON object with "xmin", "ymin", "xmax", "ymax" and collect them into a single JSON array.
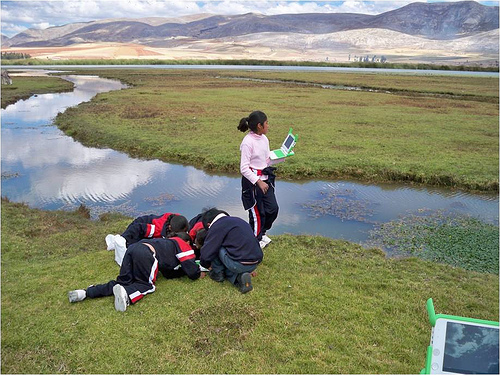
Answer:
[
  {"xmin": 248, "ymin": 181, "xmax": 279, "ymax": 241},
  {"xmin": 121, "ymin": 214, "xmax": 159, "ymax": 246},
  {"xmin": 86, "ymin": 243, "xmax": 158, "ymax": 304}
]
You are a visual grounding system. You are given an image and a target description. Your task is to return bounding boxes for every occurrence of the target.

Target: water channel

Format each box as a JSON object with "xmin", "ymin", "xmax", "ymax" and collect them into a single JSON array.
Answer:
[{"xmin": 1, "ymin": 72, "xmax": 498, "ymax": 250}]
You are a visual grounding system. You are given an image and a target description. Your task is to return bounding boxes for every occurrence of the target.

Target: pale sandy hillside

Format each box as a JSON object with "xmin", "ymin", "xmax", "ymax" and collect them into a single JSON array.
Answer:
[{"xmin": 2, "ymin": 28, "xmax": 498, "ymax": 66}]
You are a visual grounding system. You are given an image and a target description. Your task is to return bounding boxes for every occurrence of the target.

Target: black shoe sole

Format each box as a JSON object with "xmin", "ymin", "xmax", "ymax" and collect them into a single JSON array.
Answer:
[{"xmin": 238, "ymin": 273, "xmax": 253, "ymax": 294}]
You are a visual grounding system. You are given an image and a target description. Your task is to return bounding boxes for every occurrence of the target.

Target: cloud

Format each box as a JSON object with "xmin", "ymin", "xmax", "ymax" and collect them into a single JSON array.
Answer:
[{"xmin": 1, "ymin": 0, "xmax": 498, "ymax": 38}]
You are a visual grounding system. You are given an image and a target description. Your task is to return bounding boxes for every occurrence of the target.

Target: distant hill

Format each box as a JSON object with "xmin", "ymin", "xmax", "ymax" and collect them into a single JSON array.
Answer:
[
  {"xmin": 4, "ymin": 1, "xmax": 498, "ymax": 48},
  {"xmin": 368, "ymin": 1, "xmax": 499, "ymax": 39},
  {"xmin": 1, "ymin": 34, "xmax": 10, "ymax": 46}
]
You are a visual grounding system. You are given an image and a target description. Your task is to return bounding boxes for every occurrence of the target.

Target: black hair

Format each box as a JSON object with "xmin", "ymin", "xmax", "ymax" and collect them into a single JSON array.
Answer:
[
  {"xmin": 195, "ymin": 228, "xmax": 207, "ymax": 247},
  {"xmin": 170, "ymin": 215, "xmax": 188, "ymax": 233},
  {"xmin": 174, "ymin": 231, "xmax": 191, "ymax": 242},
  {"xmin": 201, "ymin": 208, "xmax": 229, "ymax": 230},
  {"xmin": 237, "ymin": 110, "xmax": 267, "ymax": 133}
]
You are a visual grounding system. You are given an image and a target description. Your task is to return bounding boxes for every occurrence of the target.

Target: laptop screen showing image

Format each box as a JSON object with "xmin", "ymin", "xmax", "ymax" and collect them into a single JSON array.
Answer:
[{"xmin": 443, "ymin": 321, "xmax": 499, "ymax": 374}]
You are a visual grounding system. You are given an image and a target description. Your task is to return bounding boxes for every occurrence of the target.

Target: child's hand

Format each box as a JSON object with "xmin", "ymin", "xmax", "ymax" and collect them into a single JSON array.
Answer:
[{"xmin": 256, "ymin": 179, "xmax": 269, "ymax": 194}]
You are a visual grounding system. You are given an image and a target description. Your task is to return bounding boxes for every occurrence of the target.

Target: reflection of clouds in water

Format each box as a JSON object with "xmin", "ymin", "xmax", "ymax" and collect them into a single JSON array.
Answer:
[
  {"xmin": 2, "ymin": 129, "xmax": 113, "ymax": 168},
  {"xmin": 2, "ymin": 93, "xmax": 68, "ymax": 124},
  {"xmin": 180, "ymin": 167, "xmax": 229, "ymax": 198},
  {"xmin": 178, "ymin": 168, "xmax": 302, "ymax": 225},
  {"xmin": 1, "ymin": 75, "xmax": 125, "ymax": 125},
  {"xmin": 66, "ymin": 75, "xmax": 125, "ymax": 93},
  {"xmin": 29, "ymin": 156, "xmax": 169, "ymax": 204},
  {"xmin": 1, "ymin": 73, "xmax": 151, "ymax": 206},
  {"xmin": 277, "ymin": 213, "xmax": 301, "ymax": 226}
]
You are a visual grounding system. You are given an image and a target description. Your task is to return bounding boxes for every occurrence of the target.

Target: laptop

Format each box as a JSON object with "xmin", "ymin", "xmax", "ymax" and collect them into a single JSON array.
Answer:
[
  {"xmin": 428, "ymin": 318, "xmax": 499, "ymax": 374},
  {"xmin": 422, "ymin": 298, "xmax": 499, "ymax": 375},
  {"xmin": 270, "ymin": 128, "xmax": 297, "ymax": 160}
]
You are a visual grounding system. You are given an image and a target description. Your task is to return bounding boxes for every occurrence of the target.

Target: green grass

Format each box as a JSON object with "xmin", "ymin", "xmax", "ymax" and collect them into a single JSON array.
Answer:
[
  {"xmin": 1, "ymin": 199, "xmax": 498, "ymax": 374},
  {"xmin": 52, "ymin": 69, "xmax": 499, "ymax": 191},
  {"xmin": 1, "ymin": 75, "xmax": 74, "ymax": 108}
]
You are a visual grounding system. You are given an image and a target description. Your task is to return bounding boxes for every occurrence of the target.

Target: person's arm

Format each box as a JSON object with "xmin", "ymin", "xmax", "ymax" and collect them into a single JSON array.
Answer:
[
  {"xmin": 199, "ymin": 228, "xmax": 224, "ymax": 269},
  {"xmin": 176, "ymin": 249, "xmax": 200, "ymax": 280}
]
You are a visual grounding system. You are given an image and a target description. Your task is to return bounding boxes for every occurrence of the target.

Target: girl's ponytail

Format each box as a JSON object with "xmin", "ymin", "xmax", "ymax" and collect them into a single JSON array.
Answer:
[
  {"xmin": 238, "ymin": 111, "xmax": 267, "ymax": 133},
  {"xmin": 237, "ymin": 117, "xmax": 250, "ymax": 132}
]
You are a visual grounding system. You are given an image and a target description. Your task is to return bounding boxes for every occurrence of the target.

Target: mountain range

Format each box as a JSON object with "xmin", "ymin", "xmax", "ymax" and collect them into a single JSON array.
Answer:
[
  {"xmin": 3, "ymin": 1, "xmax": 498, "ymax": 47},
  {"xmin": 1, "ymin": 1, "xmax": 498, "ymax": 66}
]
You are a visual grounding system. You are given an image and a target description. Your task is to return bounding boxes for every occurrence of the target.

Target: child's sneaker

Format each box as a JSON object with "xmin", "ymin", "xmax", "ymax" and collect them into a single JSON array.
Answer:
[
  {"xmin": 261, "ymin": 234, "xmax": 272, "ymax": 245},
  {"xmin": 237, "ymin": 273, "xmax": 253, "ymax": 294},
  {"xmin": 113, "ymin": 284, "xmax": 129, "ymax": 312},
  {"xmin": 105, "ymin": 234, "xmax": 116, "ymax": 251},
  {"xmin": 68, "ymin": 289, "xmax": 86, "ymax": 303},
  {"xmin": 114, "ymin": 235, "xmax": 127, "ymax": 266},
  {"xmin": 259, "ymin": 240, "xmax": 267, "ymax": 249}
]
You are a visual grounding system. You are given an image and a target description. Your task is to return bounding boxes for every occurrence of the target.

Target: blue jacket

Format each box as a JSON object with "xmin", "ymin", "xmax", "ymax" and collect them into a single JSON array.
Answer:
[{"xmin": 200, "ymin": 216, "xmax": 263, "ymax": 269}]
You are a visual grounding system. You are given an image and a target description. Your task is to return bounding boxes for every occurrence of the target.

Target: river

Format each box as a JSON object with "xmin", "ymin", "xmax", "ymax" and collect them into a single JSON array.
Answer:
[{"xmin": 5, "ymin": 64, "xmax": 499, "ymax": 77}]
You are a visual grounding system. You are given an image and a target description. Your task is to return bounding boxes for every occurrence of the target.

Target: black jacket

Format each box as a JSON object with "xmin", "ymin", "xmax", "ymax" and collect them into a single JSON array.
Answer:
[
  {"xmin": 200, "ymin": 215, "xmax": 263, "ymax": 269},
  {"xmin": 141, "ymin": 237, "xmax": 200, "ymax": 280}
]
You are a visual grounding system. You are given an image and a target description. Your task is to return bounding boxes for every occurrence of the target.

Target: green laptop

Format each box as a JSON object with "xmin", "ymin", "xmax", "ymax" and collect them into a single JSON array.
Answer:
[{"xmin": 270, "ymin": 128, "xmax": 297, "ymax": 160}]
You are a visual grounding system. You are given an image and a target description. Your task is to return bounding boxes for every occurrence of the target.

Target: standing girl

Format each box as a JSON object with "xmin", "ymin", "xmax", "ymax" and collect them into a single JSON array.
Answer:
[{"xmin": 238, "ymin": 110, "xmax": 283, "ymax": 249}]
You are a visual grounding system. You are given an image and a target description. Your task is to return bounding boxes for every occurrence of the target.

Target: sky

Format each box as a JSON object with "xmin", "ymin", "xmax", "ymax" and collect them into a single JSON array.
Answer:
[{"xmin": 1, "ymin": 0, "xmax": 498, "ymax": 38}]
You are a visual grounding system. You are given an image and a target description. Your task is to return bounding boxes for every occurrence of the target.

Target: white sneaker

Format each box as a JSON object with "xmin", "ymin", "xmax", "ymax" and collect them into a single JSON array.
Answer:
[
  {"xmin": 114, "ymin": 235, "xmax": 127, "ymax": 266},
  {"xmin": 261, "ymin": 234, "xmax": 272, "ymax": 245},
  {"xmin": 259, "ymin": 240, "xmax": 267, "ymax": 249},
  {"xmin": 105, "ymin": 234, "xmax": 115, "ymax": 251},
  {"xmin": 68, "ymin": 289, "xmax": 86, "ymax": 303},
  {"xmin": 113, "ymin": 284, "xmax": 129, "ymax": 312}
]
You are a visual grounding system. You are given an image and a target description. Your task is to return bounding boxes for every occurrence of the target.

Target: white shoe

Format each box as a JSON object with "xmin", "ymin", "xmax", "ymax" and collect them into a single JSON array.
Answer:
[
  {"xmin": 105, "ymin": 234, "xmax": 115, "ymax": 251},
  {"xmin": 113, "ymin": 284, "xmax": 129, "ymax": 312},
  {"xmin": 68, "ymin": 289, "xmax": 86, "ymax": 303},
  {"xmin": 114, "ymin": 235, "xmax": 127, "ymax": 266},
  {"xmin": 261, "ymin": 234, "xmax": 272, "ymax": 245},
  {"xmin": 259, "ymin": 240, "xmax": 267, "ymax": 249}
]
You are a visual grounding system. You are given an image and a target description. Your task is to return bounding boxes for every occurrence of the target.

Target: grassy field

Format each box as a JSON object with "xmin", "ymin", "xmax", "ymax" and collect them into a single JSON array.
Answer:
[
  {"xmin": 53, "ymin": 69, "xmax": 499, "ymax": 191},
  {"xmin": 1, "ymin": 199, "xmax": 498, "ymax": 374},
  {"xmin": 1, "ymin": 75, "xmax": 74, "ymax": 109}
]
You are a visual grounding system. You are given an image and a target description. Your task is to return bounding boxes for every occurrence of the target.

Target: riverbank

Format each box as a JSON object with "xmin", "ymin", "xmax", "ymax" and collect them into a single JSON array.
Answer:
[
  {"xmin": 2, "ymin": 58, "xmax": 498, "ymax": 72},
  {"xmin": 1, "ymin": 75, "xmax": 74, "ymax": 108},
  {"xmin": 52, "ymin": 69, "xmax": 499, "ymax": 191},
  {"xmin": 1, "ymin": 199, "xmax": 498, "ymax": 373}
]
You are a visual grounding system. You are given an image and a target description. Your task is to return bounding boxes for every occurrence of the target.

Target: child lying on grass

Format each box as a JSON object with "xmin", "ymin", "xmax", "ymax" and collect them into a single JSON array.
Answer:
[{"xmin": 69, "ymin": 233, "xmax": 203, "ymax": 312}]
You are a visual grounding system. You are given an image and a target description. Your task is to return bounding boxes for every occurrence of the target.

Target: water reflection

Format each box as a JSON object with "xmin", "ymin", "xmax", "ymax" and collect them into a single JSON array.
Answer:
[{"xmin": 1, "ymin": 74, "xmax": 498, "ymax": 247}]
